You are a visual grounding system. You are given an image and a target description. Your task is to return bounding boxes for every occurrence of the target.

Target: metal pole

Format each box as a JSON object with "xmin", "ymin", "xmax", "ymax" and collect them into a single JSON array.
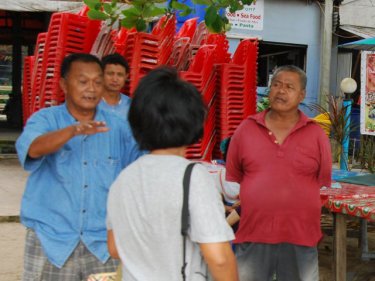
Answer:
[{"xmin": 340, "ymin": 99, "xmax": 352, "ymax": 170}]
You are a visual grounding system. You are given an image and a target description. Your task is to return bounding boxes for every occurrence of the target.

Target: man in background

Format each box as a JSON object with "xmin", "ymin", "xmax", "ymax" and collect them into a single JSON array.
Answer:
[{"xmin": 99, "ymin": 53, "xmax": 131, "ymax": 119}]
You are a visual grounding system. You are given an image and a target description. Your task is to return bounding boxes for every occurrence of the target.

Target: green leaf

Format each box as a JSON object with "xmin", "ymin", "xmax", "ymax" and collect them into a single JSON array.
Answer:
[
  {"xmin": 171, "ymin": 1, "xmax": 193, "ymax": 17},
  {"xmin": 111, "ymin": 0, "xmax": 118, "ymax": 8},
  {"xmin": 242, "ymin": 0, "xmax": 255, "ymax": 5},
  {"xmin": 179, "ymin": 7, "xmax": 193, "ymax": 17},
  {"xmin": 121, "ymin": 16, "xmax": 139, "ymax": 29},
  {"xmin": 143, "ymin": 6, "xmax": 166, "ymax": 18},
  {"xmin": 135, "ymin": 18, "xmax": 148, "ymax": 31},
  {"xmin": 171, "ymin": 1, "xmax": 189, "ymax": 11},
  {"xmin": 84, "ymin": 0, "xmax": 101, "ymax": 10},
  {"xmin": 192, "ymin": 0, "xmax": 211, "ymax": 5},
  {"xmin": 229, "ymin": 1, "xmax": 243, "ymax": 13},
  {"xmin": 205, "ymin": 5, "xmax": 218, "ymax": 22},
  {"xmin": 122, "ymin": 7, "xmax": 142, "ymax": 18},
  {"xmin": 103, "ymin": 3, "xmax": 112, "ymax": 15},
  {"xmin": 205, "ymin": 9, "xmax": 224, "ymax": 33},
  {"xmin": 87, "ymin": 10, "xmax": 110, "ymax": 20}
]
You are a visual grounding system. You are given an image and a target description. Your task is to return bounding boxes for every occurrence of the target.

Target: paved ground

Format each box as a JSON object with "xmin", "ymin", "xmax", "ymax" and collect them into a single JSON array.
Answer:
[
  {"xmin": 0, "ymin": 155, "xmax": 374, "ymax": 281},
  {"xmin": 0, "ymin": 157, "xmax": 27, "ymax": 281},
  {"xmin": 0, "ymin": 158, "xmax": 27, "ymax": 218}
]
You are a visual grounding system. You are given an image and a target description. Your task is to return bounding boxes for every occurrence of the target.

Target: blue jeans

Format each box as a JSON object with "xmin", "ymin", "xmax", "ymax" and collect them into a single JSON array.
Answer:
[{"xmin": 235, "ymin": 242, "xmax": 319, "ymax": 281}]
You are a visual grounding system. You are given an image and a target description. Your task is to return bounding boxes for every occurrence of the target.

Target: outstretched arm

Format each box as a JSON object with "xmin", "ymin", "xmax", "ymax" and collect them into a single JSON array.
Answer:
[
  {"xmin": 28, "ymin": 121, "xmax": 109, "ymax": 158},
  {"xmin": 199, "ymin": 241, "xmax": 239, "ymax": 281}
]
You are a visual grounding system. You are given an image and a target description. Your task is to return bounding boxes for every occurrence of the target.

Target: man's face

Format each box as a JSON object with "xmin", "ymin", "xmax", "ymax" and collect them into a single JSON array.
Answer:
[
  {"xmin": 103, "ymin": 64, "xmax": 127, "ymax": 93},
  {"xmin": 269, "ymin": 71, "xmax": 306, "ymax": 113},
  {"xmin": 60, "ymin": 61, "xmax": 103, "ymax": 112}
]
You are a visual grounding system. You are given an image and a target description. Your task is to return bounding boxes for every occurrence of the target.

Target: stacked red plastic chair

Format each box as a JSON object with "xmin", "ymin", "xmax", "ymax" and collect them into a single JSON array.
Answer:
[
  {"xmin": 205, "ymin": 34, "xmax": 231, "ymax": 63},
  {"xmin": 169, "ymin": 18, "xmax": 199, "ymax": 71},
  {"xmin": 124, "ymin": 15, "xmax": 176, "ymax": 96},
  {"xmin": 213, "ymin": 38, "xmax": 258, "ymax": 158},
  {"xmin": 30, "ymin": 32, "xmax": 47, "ymax": 114},
  {"xmin": 180, "ymin": 45, "xmax": 218, "ymax": 161},
  {"xmin": 113, "ymin": 27, "xmax": 134, "ymax": 57},
  {"xmin": 37, "ymin": 11, "xmax": 101, "ymax": 108},
  {"xmin": 22, "ymin": 56, "xmax": 35, "ymax": 125},
  {"xmin": 91, "ymin": 23, "xmax": 117, "ymax": 58},
  {"xmin": 175, "ymin": 17, "xmax": 198, "ymax": 42}
]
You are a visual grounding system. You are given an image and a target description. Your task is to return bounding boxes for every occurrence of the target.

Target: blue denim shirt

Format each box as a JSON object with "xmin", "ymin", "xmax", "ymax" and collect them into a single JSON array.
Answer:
[
  {"xmin": 98, "ymin": 93, "xmax": 131, "ymax": 121},
  {"xmin": 16, "ymin": 104, "xmax": 142, "ymax": 268}
]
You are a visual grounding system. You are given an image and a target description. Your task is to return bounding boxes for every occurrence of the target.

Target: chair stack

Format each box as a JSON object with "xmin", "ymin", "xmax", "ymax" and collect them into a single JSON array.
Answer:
[
  {"xmin": 29, "ymin": 32, "xmax": 47, "ymax": 114},
  {"xmin": 37, "ymin": 12, "xmax": 101, "ymax": 108},
  {"xmin": 90, "ymin": 22, "xmax": 117, "ymax": 58},
  {"xmin": 205, "ymin": 34, "xmax": 231, "ymax": 64},
  {"xmin": 213, "ymin": 38, "xmax": 258, "ymax": 158},
  {"xmin": 169, "ymin": 18, "xmax": 198, "ymax": 71},
  {"xmin": 22, "ymin": 56, "xmax": 35, "ymax": 125},
  {"xmin": 175, "ymin": 17, "xmax": 197, "ymax": 41},
  {"xmin": 123, "ymin": 15, "xmax": 176, "ymax": 96},
  {"xmin": 180, "ymin": 45, "xmax": 218, "ymax": 161}
]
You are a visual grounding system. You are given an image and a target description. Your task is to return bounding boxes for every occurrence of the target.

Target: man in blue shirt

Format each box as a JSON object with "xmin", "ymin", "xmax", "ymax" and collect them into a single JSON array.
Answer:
[
  {"xmin": 98, "ymin": 53, "xmax": 131, "ymax": 120},
  {"xmin": 16, "ymin": 53, "xmax": 142, "ymax": 281}
]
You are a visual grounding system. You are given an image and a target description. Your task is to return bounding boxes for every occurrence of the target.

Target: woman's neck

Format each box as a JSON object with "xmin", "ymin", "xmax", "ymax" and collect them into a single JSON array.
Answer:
[{"xmin": 151, "ymin": 146, "xmax": 186, "ymax": 157}]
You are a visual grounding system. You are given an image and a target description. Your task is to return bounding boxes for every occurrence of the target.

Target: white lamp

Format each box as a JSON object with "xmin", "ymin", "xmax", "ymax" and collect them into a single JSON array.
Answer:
[{"xmin": 340, "ymin": 78, "xmax": 357, "ymax": 98}]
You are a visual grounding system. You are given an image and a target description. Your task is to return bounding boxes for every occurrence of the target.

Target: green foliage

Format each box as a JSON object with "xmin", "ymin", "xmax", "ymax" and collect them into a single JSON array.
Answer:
[
  {"xmin": 308, "ymin": 96, "xmax": 358, "ymax": 169},
  {"xmin": 256, "ymin": 97, "xmax": 269, "ymax": 113},
  {"xmin": 358, "ymin": 135, "xmax": 375, "ymax": 173},
  {"xmin": 83, "ymin": 0, "xmax": 255, "ymax": 33}
]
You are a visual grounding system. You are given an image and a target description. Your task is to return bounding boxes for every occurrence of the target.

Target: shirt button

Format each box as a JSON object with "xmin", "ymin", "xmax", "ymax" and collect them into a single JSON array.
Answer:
[
  {"xmin": 274, "ymin": 140, "xmax": 278, "ymax": 144},
  {"xmin": 82, "ymin": 210, "xmax": 86, "ymax": 213},
  {"xmin": 84, "ymin": 185, "xmax": 88, "ymax": 188},
  {"xmin": 80, "ymin": 231, "xmax": 83, "ymax": 235},
  {"xmin": 83, "ymin": 161, "xmax": 87, "ymax": 165},
  {"xmin": 268, "ymin": 131, "xmax": 272, "ymax": 135}
]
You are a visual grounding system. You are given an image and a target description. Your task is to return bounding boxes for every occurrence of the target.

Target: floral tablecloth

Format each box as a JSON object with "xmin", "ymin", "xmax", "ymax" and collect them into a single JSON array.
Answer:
[{"xmin": 320, "ymin": 183, "xmax": 375, "ymax": 222}]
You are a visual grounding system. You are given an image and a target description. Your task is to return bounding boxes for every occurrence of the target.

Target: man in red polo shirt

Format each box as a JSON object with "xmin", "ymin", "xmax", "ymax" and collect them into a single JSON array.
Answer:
[{"xmin": 226, "ymin": 65, "xmax": 332, "ymax": 281}]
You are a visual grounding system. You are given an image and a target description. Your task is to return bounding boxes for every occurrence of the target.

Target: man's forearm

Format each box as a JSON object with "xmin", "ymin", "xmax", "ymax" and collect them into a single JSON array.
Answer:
[{"xmin": 28, "ymin": 125, "xmax": 76, "ymax": 158}]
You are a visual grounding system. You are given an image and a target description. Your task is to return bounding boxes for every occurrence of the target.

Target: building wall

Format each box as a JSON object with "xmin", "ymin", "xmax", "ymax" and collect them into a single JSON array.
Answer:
[
  {"xmin": 226, "ymin": 0, "xmax": 322, "ymax": 108},
  {"xmin": 340, "ymin": 0, "xmax": 375, "ymax": 28}
]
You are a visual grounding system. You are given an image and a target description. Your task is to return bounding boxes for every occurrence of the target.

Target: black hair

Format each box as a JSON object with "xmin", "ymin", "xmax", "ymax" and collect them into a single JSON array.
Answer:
[
  {"xmin": 102, "ymin": 53, "xmax": 130, "ymax": 73},
  {"xmin": 60, "ymin": 53, "xmax": 103, "ymax": 79},
  {"xmin": 271, "ymin": 65, "xmax": 307, "ymax": 90},
  {"xmin": 128, "ymin": 66, "xmax": 207, "ymax": 151}
]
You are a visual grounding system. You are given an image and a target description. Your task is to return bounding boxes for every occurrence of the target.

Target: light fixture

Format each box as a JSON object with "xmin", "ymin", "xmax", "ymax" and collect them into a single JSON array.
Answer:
[{"xmin": 340, "ymin": 77, "xmax": 357, "ymax": 98}]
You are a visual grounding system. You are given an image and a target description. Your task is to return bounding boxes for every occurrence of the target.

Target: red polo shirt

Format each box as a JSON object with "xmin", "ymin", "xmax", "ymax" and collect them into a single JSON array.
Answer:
[{"xmin": 226, "ymin": 110, "xmax": 332, "ymax": 247}]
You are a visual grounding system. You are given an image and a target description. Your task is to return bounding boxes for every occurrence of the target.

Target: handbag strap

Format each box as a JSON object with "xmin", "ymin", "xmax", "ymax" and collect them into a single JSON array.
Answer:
[{"xmin": 181, "ymin": 162, "xmax": 197, "ymax": 281}]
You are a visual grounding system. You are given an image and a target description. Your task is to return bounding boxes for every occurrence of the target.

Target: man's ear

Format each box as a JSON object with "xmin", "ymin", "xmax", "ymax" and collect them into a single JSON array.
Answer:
[
  {"xmin": 59, "ymin": 78, "xmax": 67, "ymax": 94},
  {"xmin": 299, "ymin": 89, "xmax": 306, "ymax": 102}
]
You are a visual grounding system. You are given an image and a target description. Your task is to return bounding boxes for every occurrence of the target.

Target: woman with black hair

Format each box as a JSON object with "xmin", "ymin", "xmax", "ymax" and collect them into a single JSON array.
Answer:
[{"xmin": 106, "ymin": 66, "xmax": 238, "ymax": 281}]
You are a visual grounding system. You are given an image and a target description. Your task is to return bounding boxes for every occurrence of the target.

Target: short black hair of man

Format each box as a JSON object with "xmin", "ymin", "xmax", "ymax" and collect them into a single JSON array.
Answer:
[
  {"xmin": 102, "ymin": 53, "xmax": 130, "ymax": 73},
  {"xmin": 129, "ymin": 66, "xmax": 207, "ymax": 151},
  {"xmin": 60, "ymin": 53, "xmax": 103, "ymax": 79},
  {"xmin": 271, "ymin": 65, "xmax": 307, "ymax": 90}
]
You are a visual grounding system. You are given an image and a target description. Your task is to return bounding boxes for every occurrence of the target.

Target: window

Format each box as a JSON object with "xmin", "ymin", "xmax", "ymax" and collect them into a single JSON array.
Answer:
[{"xmin": 257, "ymin": 42, "xmax": 307, "ymax": 87}]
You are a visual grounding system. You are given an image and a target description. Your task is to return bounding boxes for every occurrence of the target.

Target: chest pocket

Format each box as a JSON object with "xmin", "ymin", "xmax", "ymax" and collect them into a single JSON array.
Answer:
[
  {"xmin": 54, "ymin": 148, "xmax": 74, "ymax": 183},
  {"xmin": 292, "ymin": 145, "xmax": 319, "ymax": 175},
  {"xmin": 94, "ymin": 157, "xmax": 120, "ymax": 190}
]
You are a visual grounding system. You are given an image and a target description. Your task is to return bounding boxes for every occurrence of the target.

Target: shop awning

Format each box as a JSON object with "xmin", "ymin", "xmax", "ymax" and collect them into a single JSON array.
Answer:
[
  {"xmin": 339, "ymin": 37, "xmax": 375, "ymax": 51},
  {"xmin": 0, "ymin": 0, "xmax": 83, "ymax": 12},
  {"xmin": 340, "ymin": 25, "xmax": 375, "ymax": 39}
]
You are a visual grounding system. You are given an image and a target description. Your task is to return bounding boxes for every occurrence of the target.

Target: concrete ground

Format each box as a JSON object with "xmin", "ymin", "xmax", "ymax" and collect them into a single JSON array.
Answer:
[
  {"xmin": 0, "ymin": 157, "xmax": 27, "ymax": 281},
  {"xmin": 0, "ymin": 155, "xmax": 374, "ymax": 281}
]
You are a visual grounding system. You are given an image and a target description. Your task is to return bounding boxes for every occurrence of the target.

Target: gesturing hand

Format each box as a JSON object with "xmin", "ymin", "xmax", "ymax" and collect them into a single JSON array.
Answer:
[{"xmin": 73, "ymin": 121, "xmax": 109, "ymax": 136}]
